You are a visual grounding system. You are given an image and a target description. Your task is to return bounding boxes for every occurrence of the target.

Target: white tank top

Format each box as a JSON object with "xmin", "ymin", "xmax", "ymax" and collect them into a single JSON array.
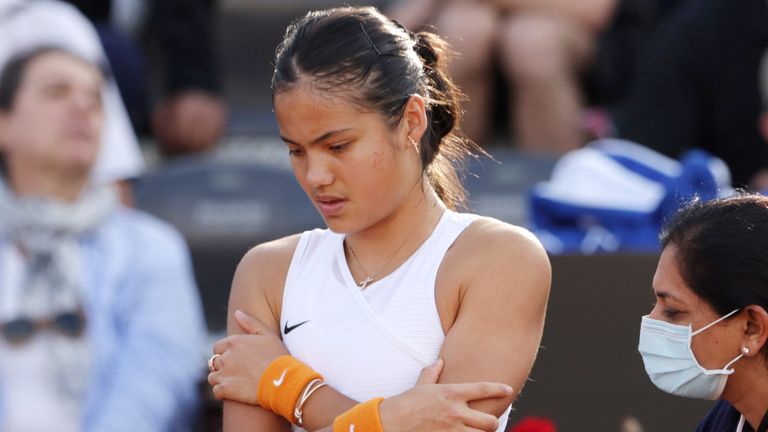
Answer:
[{"xmin": 281, "ymin": 210, "xmax": 511, "ymax": 431}]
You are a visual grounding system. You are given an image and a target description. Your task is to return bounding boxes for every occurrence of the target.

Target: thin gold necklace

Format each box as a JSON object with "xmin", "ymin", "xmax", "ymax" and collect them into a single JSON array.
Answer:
[
  {"xmin": 346, "ymin": 208, "xmax": 443, "ymax": 289},
  {"xmin": 346, "ymin": 238, "xmax": 407, "ymax": 289}
]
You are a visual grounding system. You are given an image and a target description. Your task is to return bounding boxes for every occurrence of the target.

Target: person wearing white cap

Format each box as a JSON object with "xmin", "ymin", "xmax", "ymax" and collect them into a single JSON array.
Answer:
[
  {"xmin": 0, "ymin": 46, "xmax": 205, "ymax": 431},
  {"xmin": 0, "ymin": 0, "xmax": 144, "ymax": 185}
]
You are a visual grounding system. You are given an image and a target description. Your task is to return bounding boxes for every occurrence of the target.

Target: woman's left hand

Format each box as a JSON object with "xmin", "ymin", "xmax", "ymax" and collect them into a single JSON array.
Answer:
[{"xmin": 208, "ymin": 310, "xmax": 289, "ymax": 404}]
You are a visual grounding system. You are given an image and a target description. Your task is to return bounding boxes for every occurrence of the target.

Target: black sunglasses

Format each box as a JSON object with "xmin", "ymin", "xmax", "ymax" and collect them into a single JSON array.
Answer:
[{"xmin": 0, "ymin": 310, "xmax": 86, "ymax": 345}]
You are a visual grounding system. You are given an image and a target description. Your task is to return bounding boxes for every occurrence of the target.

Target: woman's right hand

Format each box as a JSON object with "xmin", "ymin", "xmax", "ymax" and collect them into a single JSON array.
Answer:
[{"xmin": 378, "ymin": 359, "xmax": 512, "ymax": 432}]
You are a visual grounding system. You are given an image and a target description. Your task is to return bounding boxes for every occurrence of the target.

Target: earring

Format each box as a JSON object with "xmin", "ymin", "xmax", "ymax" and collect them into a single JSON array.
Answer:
[
  {"xmin": 742, "ymin": 346, "xmax": 750, "ymax": 355},
  {"xmin": 407, "ymin": 136, "xmax": 419, "ymax": 154}
]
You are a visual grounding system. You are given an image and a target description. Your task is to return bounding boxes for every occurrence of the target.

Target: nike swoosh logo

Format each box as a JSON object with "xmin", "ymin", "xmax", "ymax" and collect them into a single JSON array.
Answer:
[
  {"xmin": 283, "ymin": 320, "xmax": 310, "ymax": 335},
  {"xmin": 273, "ymin": 369, "xmax": 288, "ymax": 387}
]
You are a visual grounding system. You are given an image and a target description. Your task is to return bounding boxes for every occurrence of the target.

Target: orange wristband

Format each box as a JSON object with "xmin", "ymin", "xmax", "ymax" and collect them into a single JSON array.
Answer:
[
  {"xmin": 333, "ymin": 397, "xmax": 385, "ymax": 432},
  {"xmin": 257, "ymin": 355, "xmax": 322, "ymax": 424}
]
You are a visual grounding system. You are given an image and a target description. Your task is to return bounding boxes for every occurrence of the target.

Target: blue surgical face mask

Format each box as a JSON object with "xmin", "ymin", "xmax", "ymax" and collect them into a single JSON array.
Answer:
[{"xmin": 638, "ymin": 309, "xmax": 743, "ymax": 400}]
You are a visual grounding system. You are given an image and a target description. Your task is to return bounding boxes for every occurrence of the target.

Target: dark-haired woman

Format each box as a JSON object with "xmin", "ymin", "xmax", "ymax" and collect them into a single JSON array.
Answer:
[
  {"xmin": 207, "ymin": 6, "xmax": 551, "ymax": 431},
  {"xmin": 639, "ymin": 193, "xmax": 768, "ymax": 432}
]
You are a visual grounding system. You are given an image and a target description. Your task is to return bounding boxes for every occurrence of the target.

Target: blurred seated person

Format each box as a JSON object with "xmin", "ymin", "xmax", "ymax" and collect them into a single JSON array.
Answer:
[
  {"xmin": 64, "ymin": 0, "xmax": 226, "ymax": 156},
  {"xmin": 612, "ymin": 0, "xmax": 768, "ymax": 188},
  {"xmin": 0, "ymin": 0, "xmax": 144, "ymax": 187},
  {"xmin": 750, "ymin": 48, "xmax": 768, "ymax": 192},
  {"xmin": 388, "ymin": 0, "xmax": 617, "ymax": 153},
  {"xmin": 0, "ymin": 47, "xmax": 205, "ymax": 431}
]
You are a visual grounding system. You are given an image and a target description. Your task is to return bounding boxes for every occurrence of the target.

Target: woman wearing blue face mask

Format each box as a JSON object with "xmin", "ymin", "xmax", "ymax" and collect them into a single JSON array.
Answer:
[{"xmin": 639, "ymin": 193, "xmax": 768, "ymax": 432}]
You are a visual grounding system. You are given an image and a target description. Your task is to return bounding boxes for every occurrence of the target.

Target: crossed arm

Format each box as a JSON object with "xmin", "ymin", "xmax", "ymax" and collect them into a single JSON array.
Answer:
[{"xmin": 209, "ymin": 220, "xmax": 551, "ymax": 431}]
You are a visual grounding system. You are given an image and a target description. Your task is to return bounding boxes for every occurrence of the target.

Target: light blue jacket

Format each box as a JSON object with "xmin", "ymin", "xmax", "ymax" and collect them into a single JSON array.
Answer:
[{"xmin": 0, "ymin": 207, "xmax": 207, "ymax": 431}]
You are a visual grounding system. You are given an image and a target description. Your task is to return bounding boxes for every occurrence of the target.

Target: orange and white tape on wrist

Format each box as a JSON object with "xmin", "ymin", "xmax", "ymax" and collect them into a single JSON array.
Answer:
[
  {"xmin": 332, "ymin": 397, "xmax": 385, "ymax": 432},
  {"xmin": 257, "ymin": 355, "xmax": 322, "ymax": 424}
]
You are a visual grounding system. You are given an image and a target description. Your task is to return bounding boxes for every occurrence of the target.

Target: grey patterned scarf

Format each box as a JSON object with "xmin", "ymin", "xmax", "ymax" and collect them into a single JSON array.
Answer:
[{"xmin": 0, "ymin": 178, "xmax": 117, "ymax": 408}]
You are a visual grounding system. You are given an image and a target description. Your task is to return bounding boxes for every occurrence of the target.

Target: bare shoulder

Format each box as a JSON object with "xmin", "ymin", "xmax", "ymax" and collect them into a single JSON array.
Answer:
[
  {"xmin": 458, "ymin": 216, "xmax": 550, "ymax": 271},
  {"xmin": 235, "ymin": 234, "xmax": 302, "ymax": 282},
  {"xmin": 448, "ymin": 216, "xmax": 551, "ymax": 297},
  {"xmin": 228, "ymin": 234, "xmax": 302, "ymax": 333}
]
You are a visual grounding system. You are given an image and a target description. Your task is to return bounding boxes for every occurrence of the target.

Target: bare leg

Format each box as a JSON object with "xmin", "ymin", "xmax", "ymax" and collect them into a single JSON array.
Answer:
[
  {"xmin": 433, "ymin": 0, "xmax": 499, "ymax": 146},
  {"xmin": 387, "ymin": 0, "xmax": 440, "ymax": 30},
  {"xmin": 498, "ymin": 12, "xmax": 595, "ymax": 154}
]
